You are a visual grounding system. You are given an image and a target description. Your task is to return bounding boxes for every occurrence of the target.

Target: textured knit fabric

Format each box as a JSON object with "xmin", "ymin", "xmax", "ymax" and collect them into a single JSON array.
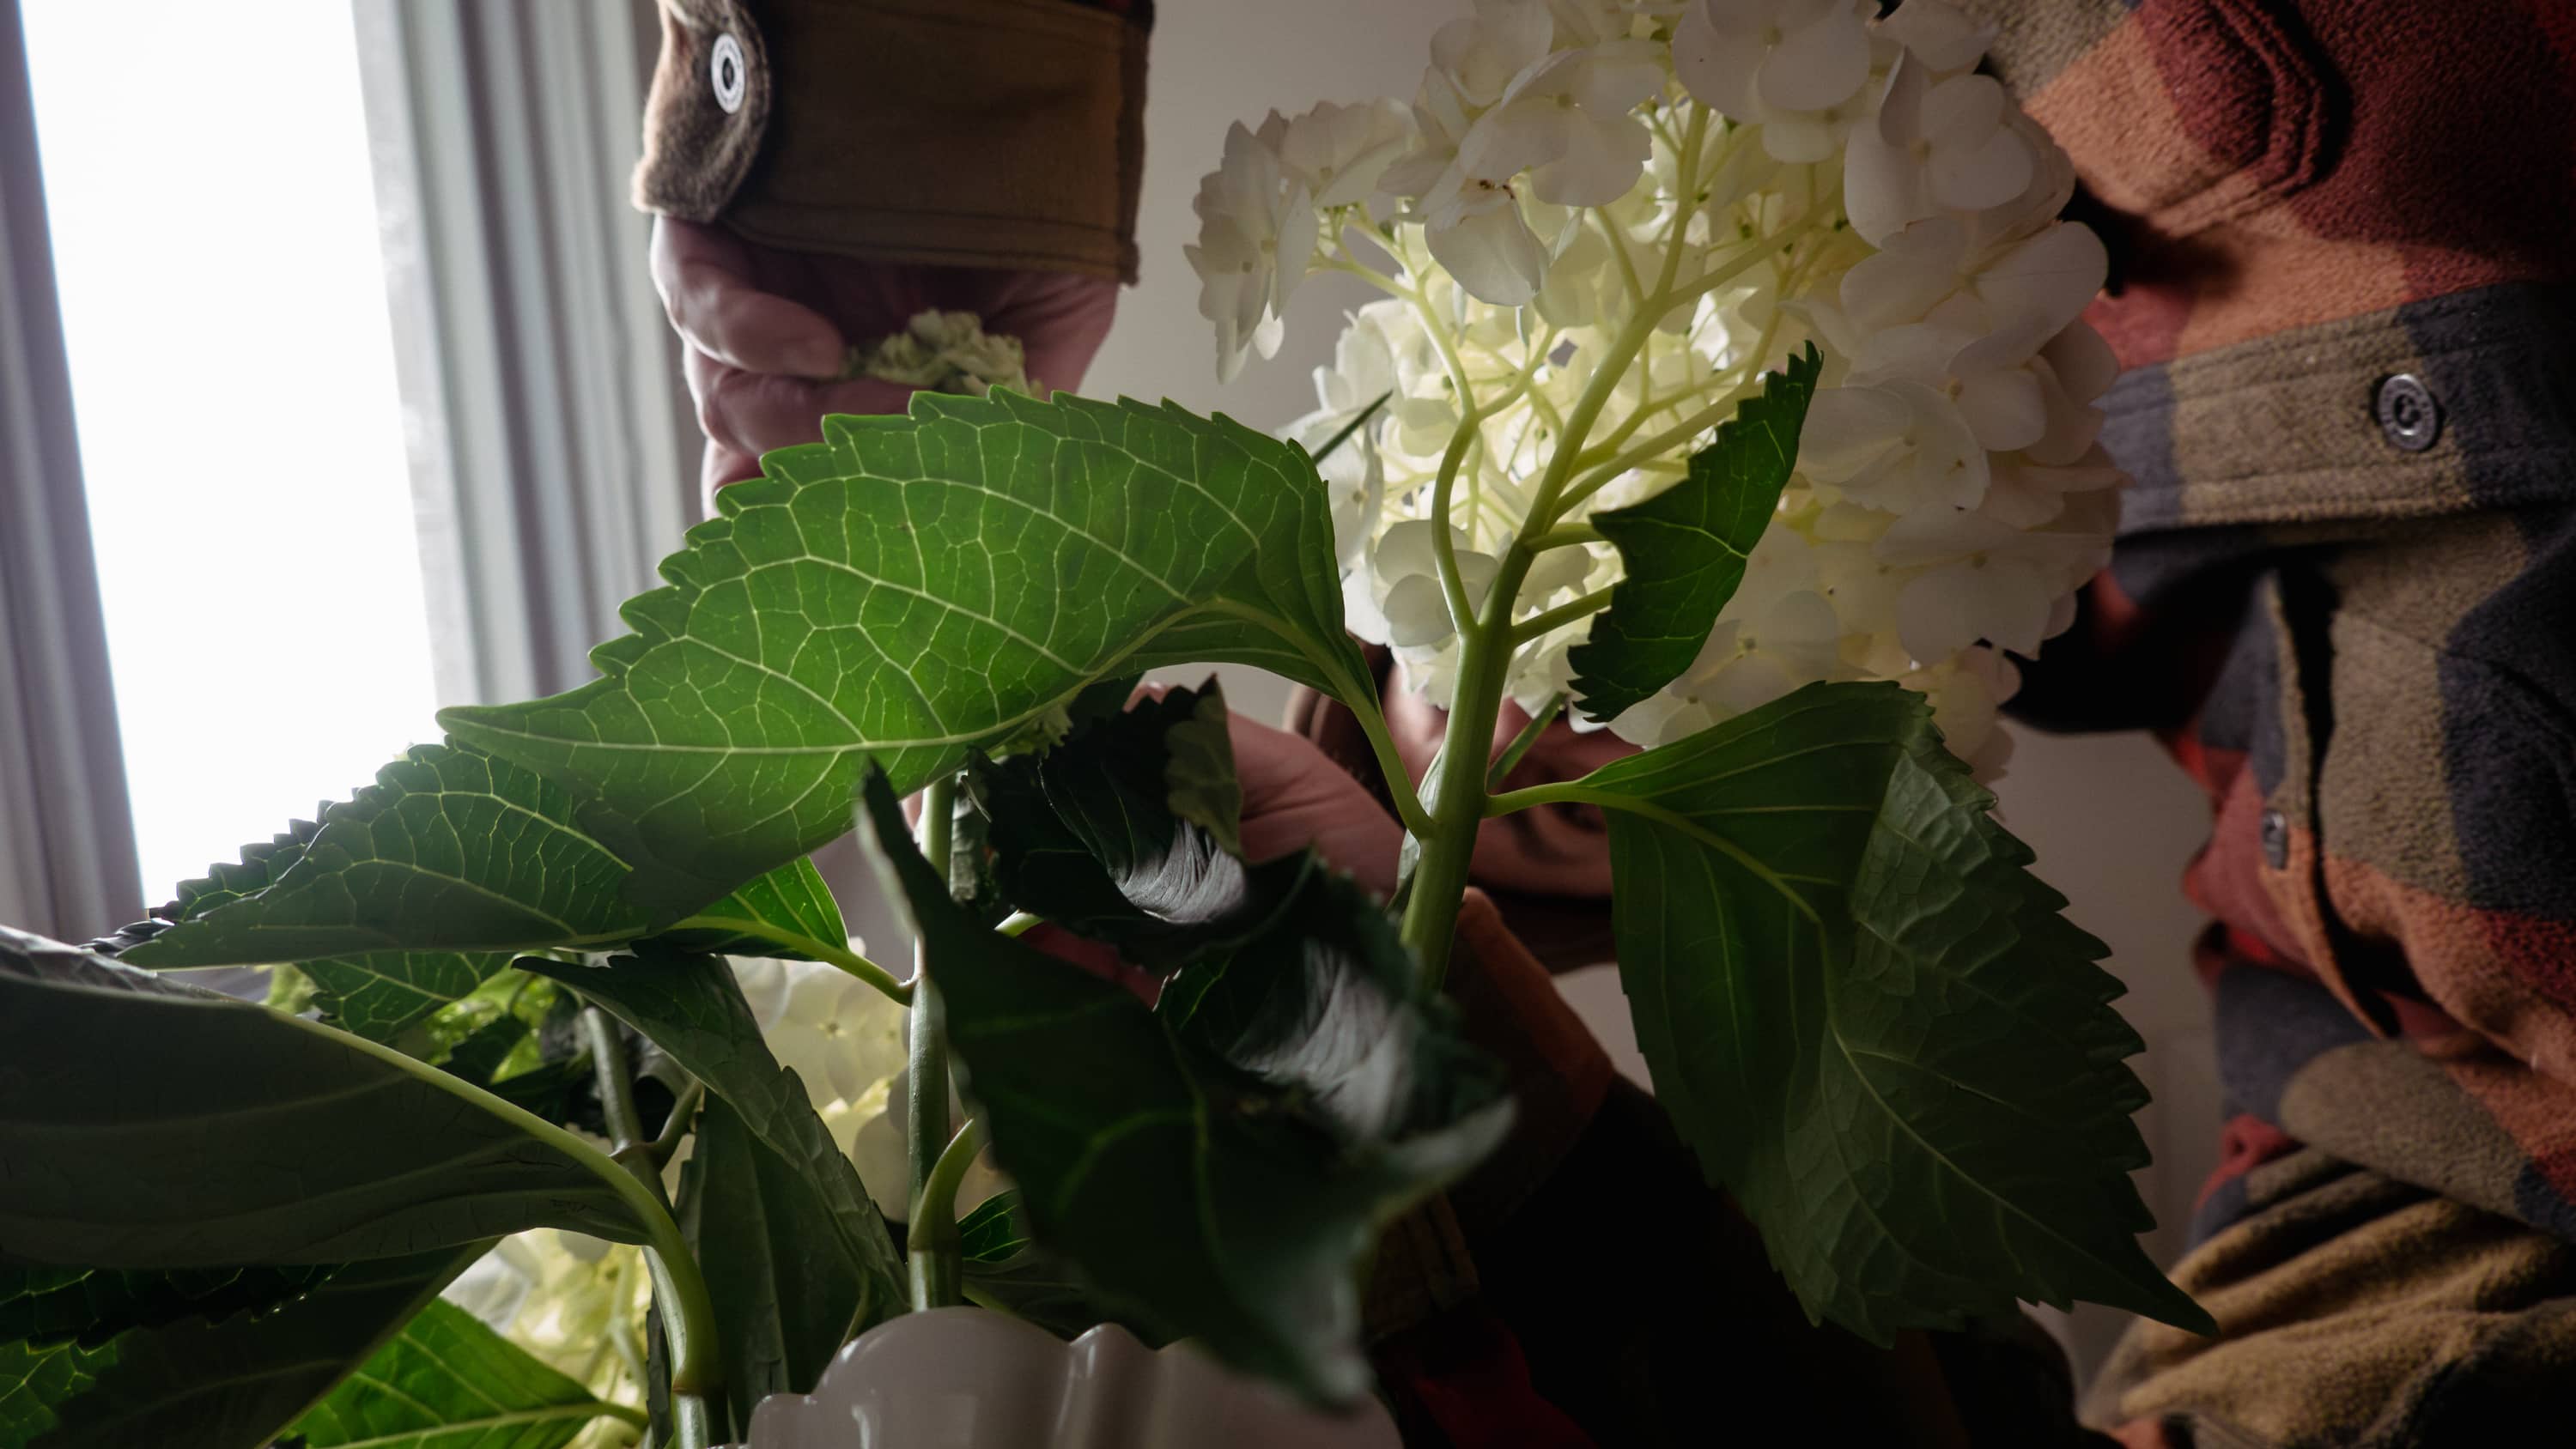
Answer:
[
  {"xmin": 637, "ymin": 0, "xmax": 1151, "ymax": 280},
  {"xmin": 1969, "ymin": 1, "xmax": 2576, "ymax": 1442}
]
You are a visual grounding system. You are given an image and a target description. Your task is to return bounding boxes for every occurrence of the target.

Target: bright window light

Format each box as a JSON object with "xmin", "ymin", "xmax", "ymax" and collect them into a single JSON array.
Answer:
[{"xmin": 24, "ymin": 0, "xmax": 438, "ymax": 902}]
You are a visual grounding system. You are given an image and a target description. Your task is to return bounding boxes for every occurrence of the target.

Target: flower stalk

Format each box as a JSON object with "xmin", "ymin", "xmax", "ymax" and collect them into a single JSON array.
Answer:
[{"xmin": 905, "ymin": 773, "xmax": 960, "ymax": 1302}]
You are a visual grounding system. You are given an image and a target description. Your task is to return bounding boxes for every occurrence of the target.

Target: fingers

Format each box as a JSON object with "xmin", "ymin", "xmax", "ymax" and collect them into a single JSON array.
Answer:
[
  {"xmin": 1224, "ymin": 710, "xmax": 1404, "ymax": 897},
  {"xmin": 1103, "ymin": 682, "xmax": 1403, "ymax": 895},
  {"xmin": 651, "ymin": 217, "xmax": 845, "ymax": 377},
  {"xmin": 700, "ymin": 439, "xmax": 761, "ymax": 509},
  {"xmin": 684, "ymin": 344, "xmax": 920, "ymax": 466},
  {"xmin": 987, "ymin": 272, "xmax": 1121, "ymax": 395}
]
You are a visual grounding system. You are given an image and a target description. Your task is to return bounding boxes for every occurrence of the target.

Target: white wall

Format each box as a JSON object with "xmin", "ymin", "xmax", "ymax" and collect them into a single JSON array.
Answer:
[{"xmin": 1087, "ymin": 0, "xmax": 2219, "ymax": 1384}]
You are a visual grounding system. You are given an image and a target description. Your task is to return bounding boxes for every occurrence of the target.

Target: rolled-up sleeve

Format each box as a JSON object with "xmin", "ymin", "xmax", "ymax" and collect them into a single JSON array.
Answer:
[{"xmin": 637, "ymin": 0, "xmax": 1151, "ymax": 282}]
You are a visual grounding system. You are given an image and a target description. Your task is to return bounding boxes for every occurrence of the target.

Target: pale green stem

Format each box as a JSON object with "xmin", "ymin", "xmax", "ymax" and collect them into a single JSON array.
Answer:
[
  {"xmin": 1485, "ymin": 691, "xmax": 1565, "ymax": 792},
  {"xmin": 907, "ymin": 774, "xmax": 957, "ymax": 1257},
  {"xmin": 1653, "ymin": 106, "xmax": 1709, "ymax": 299},
  {"xmin": 665, "ymin": 913, "xmax": 909, "ymax": 1005},
  {"xmin": 549, "ymin": 1010, "xmax": 715, "ymax": 1439},
  {"xmin": 1511, "ymin": 585, "xmax": 1617, "ymax": 646},
  {"xmin": 908, "ymin": 1118, "xmax": 984, "ymax": 1312},
  {"xmin": 995, "ymin": 911, "xmax": 1043, "ymax": 938},
  {"xmin": 1426, "ymin": 409, "xmax": 1485, "ymax": 630},
  {"xmin": 1595, "ymin": 206, "xmax": 1644, "ymax": 306},
  {"xmin": 1528, "ymin": 522, "xmax": 1603, "ymax": 551},
  {"xmin": 1395, "ymin": 578, "xmax": 1517, "ymax": 988}
]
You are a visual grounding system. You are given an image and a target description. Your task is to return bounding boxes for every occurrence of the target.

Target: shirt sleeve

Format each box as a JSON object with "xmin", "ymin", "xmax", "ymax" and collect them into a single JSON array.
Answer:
[{"xmin": 636, "ymin": 0, "xmax": 1151, "ymax": 282}]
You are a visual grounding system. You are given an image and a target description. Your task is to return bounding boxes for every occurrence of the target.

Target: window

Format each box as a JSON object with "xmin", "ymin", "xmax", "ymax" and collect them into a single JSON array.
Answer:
[{"xmin": 23, "ymin": 0, "xmax": 437, "ymax": 899}]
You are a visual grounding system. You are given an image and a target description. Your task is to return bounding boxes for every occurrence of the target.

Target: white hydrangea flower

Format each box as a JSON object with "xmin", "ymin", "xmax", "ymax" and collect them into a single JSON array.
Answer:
[
  {"xmin": 1672, "ymin": 0, "xmax": 1879, "ymax": 162},
  {"xmin": 1844, "ymin": 58, "xmax": 2038, "ymax": 246},
  {"xmin": 1185, "ymin": 122, "xmax": 1318, "ymax": 381},
  {"xmin": 445, "ymin": 1229, "xmax": 652, "ymax": 1444},
  {"xmin": 1193, "ymin": 0, "xmax": 2123, "ymax": 780},
  {"xmin": 1261, "ymin": 98, "xmax": 1416, "ymax": 209}
]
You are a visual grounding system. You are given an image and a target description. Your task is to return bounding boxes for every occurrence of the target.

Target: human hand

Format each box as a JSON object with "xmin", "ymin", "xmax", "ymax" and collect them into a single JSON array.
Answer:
[
  {"xmin": 649, "ymin": 217, "xmax": 1120, "ymax": 506},
  {"xmin": 1018, "ymin": 688, "xmax": 1406, "ymax": 997}
]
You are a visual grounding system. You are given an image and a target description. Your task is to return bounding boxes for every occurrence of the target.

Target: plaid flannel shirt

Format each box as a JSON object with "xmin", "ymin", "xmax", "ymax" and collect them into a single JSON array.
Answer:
[{"xmin": 1973, "ymin": 2, "xmax": 2576, "ymax": 1442}]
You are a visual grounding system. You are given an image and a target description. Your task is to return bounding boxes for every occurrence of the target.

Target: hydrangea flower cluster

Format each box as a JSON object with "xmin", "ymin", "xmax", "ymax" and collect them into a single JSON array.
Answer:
[{"xmin": 1190, "ymin": 0, "xmax": 2122, "ymax": 776}]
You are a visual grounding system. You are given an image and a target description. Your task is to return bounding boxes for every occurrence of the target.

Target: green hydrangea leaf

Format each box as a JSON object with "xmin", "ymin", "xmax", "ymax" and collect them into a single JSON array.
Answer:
[
  {"xmin": 123, "ymin": 742, "xmax": 651, "ymax": 970},
  {"xmin": 513, "ymin": 953, "xmax": 905, "ymax": 1340},
  {"xmin": 860, "ymin": 771, "xmax": 1509, "ymax": 1405},
  {"xmin": 1569, "ymin": 343, "xmax": 1820, "ymax": 722},
  {"xmin": 682, "ymin": 1094, "xmax": 879, "ymax": 1431},
  {"xmin": 1583, "ymin": 682, "xmax": 2212, "ymax": 1341},
  {"xmin": 439, "ymin": 391, "xmax": 1373, "ymax": 915},
  {"xmin": 968, "ymin": 679, "xmax": 1306, "ymax": 972},
  {"xmin": 956, "ymin": 1191, "xmax": 1124, "ymax": 1343},
  {"xmin": 0, "ymin": 1251, "xmax": 474, "ymax": 1449},
  {"xmin": 0, "ymin": 1264, "xmax": 337, "ymax": 1351},
  {"xmin": 0, "ymin": 927, "xmax": 645, "ymax": 1269},
  {"xmin": 284, "ymin": 1298, "xmax": 629, "ymax": 1449}
]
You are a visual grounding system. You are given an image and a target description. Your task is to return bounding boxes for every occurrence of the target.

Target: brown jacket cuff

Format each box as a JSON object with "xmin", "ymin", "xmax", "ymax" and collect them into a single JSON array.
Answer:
[{"xmin": 637, "ymin": 0, "xmax": 1149, "ymax": 282}]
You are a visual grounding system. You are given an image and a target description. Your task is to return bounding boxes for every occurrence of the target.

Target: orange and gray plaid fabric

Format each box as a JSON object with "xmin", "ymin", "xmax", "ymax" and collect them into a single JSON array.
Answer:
[{"xmin": 1976, "ymin": 1, "xmax": 2576, "ymax": 1442}]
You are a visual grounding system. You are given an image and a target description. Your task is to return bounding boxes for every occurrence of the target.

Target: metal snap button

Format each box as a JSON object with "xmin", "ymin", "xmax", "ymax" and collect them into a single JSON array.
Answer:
[
  {"xmin": 710, "ymin": 32, "xmax": 747, "ymax": 115},
  {"xmin": 2374, "ymin": 373, "xmax": 2440, "ymax": 452},
  {"xmin": 2260, "ymin": 809, "xmax": 2290, "ymax": 870}
]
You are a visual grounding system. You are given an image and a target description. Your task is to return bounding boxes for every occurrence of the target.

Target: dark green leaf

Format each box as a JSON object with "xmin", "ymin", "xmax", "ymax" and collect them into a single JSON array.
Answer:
[
  {"xmin": 302, "ymin": 951, "xmax": 512, "ymax": 1044},
  {"xmin": 1569, "ymin": 343, "xmax": 1821, "ymax": 722},
  {"xmin": 647, "ymin": 856, "xmax": 850, "ymax": 960},
  {"xmin": 957, "ymin": 1192, "xmax": 1122, "ymax": 1342},
  {"xmin": 684, "ymin": 1095, "xmax": 874, "ymax": 1428},
  {"xmin": 124, "ymin": 742, "xmax": 653, "ymax": 969},
  {"xmin": 513, "ymin": 954, "xmax": 905, "ymax": 1337},
  {"xmin": 439, "ymin": 391, "xmax": 1373, "ymax": 914},
  {"xmin": 285, "ymin": 1298, "xmax": 629, "ymax": 1449},
  {"xmin": 1586, "ymin": 682, "xmax": 2211, "ymax": 1340},
  {"xmin": 170, "ymin": 818, "xmax": 325, "ymax": 920},
  {"xmin": 970, "ymin": 681, "xmax": 1308, "ymax": 971},
  {"xmin": 1161, "ymin": 682, "xmax": 1244, "ymax": 858},
  {"xmin": 0, "ymin": 1249, "xmax": 474, "ymax": 1449},
  {"xmin": 860, "ymin": 771, "xmax": 1509, "ymax": 1405},
  {"xmin": 0, "ymin": 927, "xmax": 643, "ymax": 1268},
  {"xmin": 0, "ymin": 1264, "xmax": 336, "ymax": 1350}
]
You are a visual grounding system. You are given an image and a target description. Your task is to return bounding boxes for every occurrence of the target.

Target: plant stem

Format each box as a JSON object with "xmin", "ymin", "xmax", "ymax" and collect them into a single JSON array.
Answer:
[
  {"xmin": 906, "ymin": 774, "xmax": 957, "ymax": 1259},
  {"xmin": 908, "ymin": 1118, "xmax": 983, "ymax": 1312},
  {"xmin": 1397, "ymin": 546, "xmax": 1528, "ymax": 987},
  {"xmin": 571, "ymin": 1009, "xmax": 718, "ymax": 1444},
  {"xmin": 648, "ymin": 1082, "xmax": 704, "ymax": 1168},
  {"xmin": 1511, "ymin": 586, "xmax": 1618, "ymax": 646},
  {"xmin": 660, "ymin": 914, "xmax": 910, "ymax": 1006},
  {"xmin": 1485, "ymin": 692, "xmax": 1565, "ymax": 792}
]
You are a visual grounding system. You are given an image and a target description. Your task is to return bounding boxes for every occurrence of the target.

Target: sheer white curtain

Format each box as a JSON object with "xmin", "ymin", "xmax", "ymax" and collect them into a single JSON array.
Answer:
[
  {"xmin": 355, "ymin": 0, "xmax": 698, "ymax": 708},
  {"xmin": 0, "ymin": 0, "xmax": 696, "ymax": 939},
  {"xmin": 0, "ymin": 0, "xmax": 140, "ymax": 943}
]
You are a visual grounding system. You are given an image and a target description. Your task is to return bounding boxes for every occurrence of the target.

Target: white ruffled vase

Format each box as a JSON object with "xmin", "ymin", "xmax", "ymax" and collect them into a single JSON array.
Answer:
[{"xmin": 739, "ymin": 1307, "xmax": 1402, "ymax": 1449}]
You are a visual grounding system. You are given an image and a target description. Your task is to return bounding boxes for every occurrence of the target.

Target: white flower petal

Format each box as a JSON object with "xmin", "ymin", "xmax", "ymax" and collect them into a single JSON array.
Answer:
[
  {"xmin": 1383, "ymin": 573, "xmax": 1460, "ymax": 646},
  {"xmin": 2042, "ymin": 319, "xmax": 2120, "ymax": 404},
  {"xmin": 1759, "ymin": 5, "xmax": 1870, "ymax": 112},
  {"xmin": 1956, "ymin": 366, "xmax": 2049, "ymax": 452},
  {"xmin": 1876, "ymin": 0, "xmax": 1996, "ymax": 75},
  {"xmin": 1800, "ymin": 385, "xmax": 1912, "ymax": 482},
  {"xmin": 1427, "ymin": 190, "xmax": 1549, "ymax": 305},
  {"xmin": 1672, "ymin": 2, "xmax": 1759, "ymax": 117},
  {"xmin": 1759, "ymin": 114, "xmax": 1839, "ymax": 164},
  {"xmin": 1929, "ymin": 124, "xmax": 2034, "ymax": 212}
]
